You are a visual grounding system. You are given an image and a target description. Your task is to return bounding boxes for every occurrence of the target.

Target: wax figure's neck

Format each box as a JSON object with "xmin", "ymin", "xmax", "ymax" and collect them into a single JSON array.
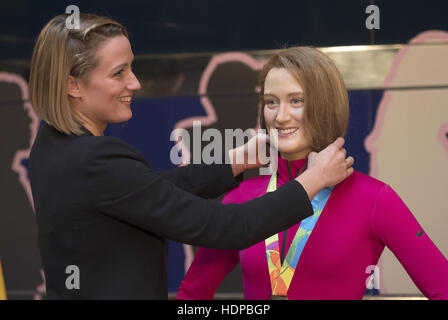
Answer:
[
  {"xmin": 277, "ymin": 152, "xmax": 308, "ymax": 180},
  {"xmin": 279, "ymin": 152, "xmax": 310, "ymax": 162}
]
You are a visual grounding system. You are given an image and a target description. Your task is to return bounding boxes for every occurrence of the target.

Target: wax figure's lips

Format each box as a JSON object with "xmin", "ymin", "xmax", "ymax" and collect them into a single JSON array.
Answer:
[{"xmin": 275, "ymin": 127, "xmax": 299, "ymax": 137}]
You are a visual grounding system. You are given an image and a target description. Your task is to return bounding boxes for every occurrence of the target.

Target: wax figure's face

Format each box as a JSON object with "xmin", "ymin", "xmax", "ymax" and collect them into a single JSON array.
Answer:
[
  {"xmin": 263, "ymin": 67, "xmax": 312, "ymax": 160},
  {"xmin": 74, "ymin": 35, "xmax": 141, "ymax": 132}
]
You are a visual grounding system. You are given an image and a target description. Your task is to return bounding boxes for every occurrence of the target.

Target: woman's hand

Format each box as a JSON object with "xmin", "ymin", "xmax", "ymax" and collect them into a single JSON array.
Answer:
[
  {"xmin": 228, "ymin": 131, "xmax": 271, "ymax": 177},
  {"xmin": 296, "ymin": 137, "xmax": 354, "ymax": 200}
]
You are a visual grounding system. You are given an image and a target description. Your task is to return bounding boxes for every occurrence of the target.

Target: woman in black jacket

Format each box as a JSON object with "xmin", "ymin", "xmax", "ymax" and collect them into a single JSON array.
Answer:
[{"xmin": 28, "ymin": 13, "xmax": 353, "ymax": 299}]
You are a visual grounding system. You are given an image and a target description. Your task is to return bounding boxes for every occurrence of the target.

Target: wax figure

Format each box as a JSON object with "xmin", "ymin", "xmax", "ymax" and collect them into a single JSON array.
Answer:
[{"xmin": 177, "ymin": 47, "xmax": 448, "ymax": 300}]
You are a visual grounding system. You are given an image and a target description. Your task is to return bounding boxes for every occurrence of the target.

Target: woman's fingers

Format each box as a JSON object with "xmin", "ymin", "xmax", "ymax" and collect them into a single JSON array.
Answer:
[
  {"xmin": 345, "ymin": 156, "xmax": 354, "ymax": 168},
  {"xmin": 331, "ymin": 137, "xmax": 345, "ymax": 149},
  {"xmin": 306, "ymin": 137, "xmax": 357, "ymax": 187},
  {"xmin": 347, "ymin": 167, "xmax": 354, "ymax": 176}
]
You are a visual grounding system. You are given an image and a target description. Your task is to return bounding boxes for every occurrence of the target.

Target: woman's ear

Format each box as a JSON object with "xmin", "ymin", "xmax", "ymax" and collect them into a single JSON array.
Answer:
[{"xmin": 67, "ymin": 75, "xmax": 82, "ymax": 99}]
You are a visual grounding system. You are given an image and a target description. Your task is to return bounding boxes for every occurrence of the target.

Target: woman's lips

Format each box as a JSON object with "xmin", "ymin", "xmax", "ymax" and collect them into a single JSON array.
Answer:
[{"xmin": 119, "ymin": 96, "xmax": 132, "ymax": 105}]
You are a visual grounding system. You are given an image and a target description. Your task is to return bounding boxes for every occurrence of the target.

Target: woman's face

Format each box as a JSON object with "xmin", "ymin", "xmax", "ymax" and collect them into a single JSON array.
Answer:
[
  {"xmin": 263, "ymin": 67, "xmax": 312, "ymax": 160},
  {"xmin": 74, "ymin": 35, "xmax": 141, "ymax": 134}
]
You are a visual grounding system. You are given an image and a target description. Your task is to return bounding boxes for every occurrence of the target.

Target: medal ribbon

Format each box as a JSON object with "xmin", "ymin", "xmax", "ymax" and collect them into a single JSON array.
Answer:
[{"xmin": 265, "ymin": 171, "xmax": 332, "ymax": 296}]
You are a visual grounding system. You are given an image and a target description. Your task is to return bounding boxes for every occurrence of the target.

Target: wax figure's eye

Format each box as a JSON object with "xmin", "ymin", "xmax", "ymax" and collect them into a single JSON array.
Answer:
[
  {"xmin": 265, "ymin": 99, "xmax": 278, "ymax": 108},
  {"xmin": 291, "ymin": 98, "xmax": 304, "ymax": 107}
]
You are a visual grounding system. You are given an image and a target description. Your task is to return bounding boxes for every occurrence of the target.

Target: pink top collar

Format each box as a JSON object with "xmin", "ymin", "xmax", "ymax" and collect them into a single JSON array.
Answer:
[{"xmin": 276, "ymin": 156, "xmax": 307, "ymax": 183}]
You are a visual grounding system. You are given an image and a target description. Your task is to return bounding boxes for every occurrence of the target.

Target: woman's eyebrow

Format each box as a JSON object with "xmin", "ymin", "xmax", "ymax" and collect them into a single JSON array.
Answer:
[
  {"xmin": 287, "ymin": 92, "xmax": 303, "ymax": 97},
  {"xmin": 110, "ymin": 57, "xmax": 134, "ymax": 72},
  {"xmin": 110, "ymin": 63, "xmax": 129, "ymax": 72}
]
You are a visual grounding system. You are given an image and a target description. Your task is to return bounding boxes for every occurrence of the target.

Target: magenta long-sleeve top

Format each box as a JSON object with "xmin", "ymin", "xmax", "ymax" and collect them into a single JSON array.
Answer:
[{"xmin": 177, "ymin": 157, "xmax": 448, "ymax": 300}]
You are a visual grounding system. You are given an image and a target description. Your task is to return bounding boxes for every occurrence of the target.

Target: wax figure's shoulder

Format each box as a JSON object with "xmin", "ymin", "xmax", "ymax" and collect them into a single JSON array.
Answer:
[
  {"xmin": 336, "ymin": 170, "xmax": 400, "ymax": 209},
  {"xmin": 222, "ymin": 174, "xmax": 270, "ymax": 204},
  {"xmin": 338, "ymin": 170, "xmax": 387, "ymax": 194}
]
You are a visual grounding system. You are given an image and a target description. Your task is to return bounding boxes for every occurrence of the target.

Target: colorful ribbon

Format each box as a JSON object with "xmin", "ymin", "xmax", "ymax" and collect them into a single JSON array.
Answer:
[{"xmin": 265, "ymin": 172, "xmax": 332, "ymax": 297}]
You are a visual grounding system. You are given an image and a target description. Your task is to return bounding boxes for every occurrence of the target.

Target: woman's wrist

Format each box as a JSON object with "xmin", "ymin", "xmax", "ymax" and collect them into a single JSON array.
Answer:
[
  {"xmin": 228, "ymin": 147, "xmax": 247, "ymax": 177},
  {"xmin": 295, "ymin": 166, "xmax": 324, "ymax": 201}
]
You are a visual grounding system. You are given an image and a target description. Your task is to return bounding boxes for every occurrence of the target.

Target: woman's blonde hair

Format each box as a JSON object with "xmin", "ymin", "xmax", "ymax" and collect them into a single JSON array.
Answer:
[
  {"xmin": 259, "ymin": 47, "xmax": 349, "ymax": 152},
  {"xmin": 29, "ymin": 13, "xmax": 128, "ymax": 135}
]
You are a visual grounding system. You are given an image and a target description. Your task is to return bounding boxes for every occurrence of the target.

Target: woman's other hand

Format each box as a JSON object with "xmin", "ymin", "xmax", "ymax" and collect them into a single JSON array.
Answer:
[
  {"xmin": 228, "ymin": 131, "xmax": 271, "ymax": 177},
  {"xmin": 296, "ymin": 137, "xmax": 354, "ymax": 200}
]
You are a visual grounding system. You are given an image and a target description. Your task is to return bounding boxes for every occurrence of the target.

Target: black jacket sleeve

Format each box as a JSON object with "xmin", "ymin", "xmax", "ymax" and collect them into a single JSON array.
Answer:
[
  {"xmin": 157, "ymin": 163, "xmax": 239, "ymax": 199},
  {"xmin": 86, "ymin": 137, "xmax": 313, "ymax": 250}
]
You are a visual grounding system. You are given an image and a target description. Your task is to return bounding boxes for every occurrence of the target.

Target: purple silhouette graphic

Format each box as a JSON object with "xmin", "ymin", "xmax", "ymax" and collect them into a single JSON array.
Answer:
[
  {"xmin": 173, "ymin": 53, "xmax": 265, "ymax": 271},
  {"xmin": 0, "ymin": 72, "xmax": 45, "ymax": 299}
]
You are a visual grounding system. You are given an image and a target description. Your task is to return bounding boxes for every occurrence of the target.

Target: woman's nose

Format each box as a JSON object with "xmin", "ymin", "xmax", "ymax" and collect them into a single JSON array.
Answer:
[{"xmin": 127, "ymin": 72, "xmax": 142, "ymax": 91}]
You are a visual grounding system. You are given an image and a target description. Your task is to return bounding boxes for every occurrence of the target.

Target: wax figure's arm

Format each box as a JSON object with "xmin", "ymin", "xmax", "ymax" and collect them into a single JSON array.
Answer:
[
  {"xmin": 86, "ymin": 137, "xmax": 313, "ymax": 250},
  {"xmin": 373, "ymin": 185, "xmax": 448, "ymax": 299},
  {"xmin": 177, "ymin": 248, "xmax": 239, "ymax": 300}
]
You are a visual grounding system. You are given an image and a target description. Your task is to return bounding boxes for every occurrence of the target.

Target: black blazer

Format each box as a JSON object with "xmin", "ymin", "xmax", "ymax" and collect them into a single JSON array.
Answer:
[{"xmin": 29, "ymin": 123, "xmax": 313, "ymax": 299}]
